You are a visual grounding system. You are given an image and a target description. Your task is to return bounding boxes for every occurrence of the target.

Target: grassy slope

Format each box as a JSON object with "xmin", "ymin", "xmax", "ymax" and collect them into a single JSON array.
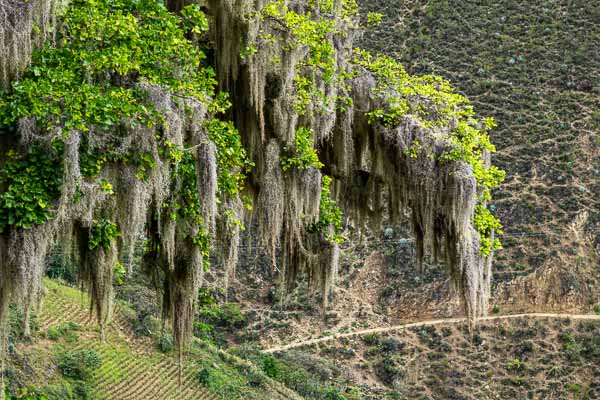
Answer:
[
  {"xmin": 6, "ymin": 280, "xmax": 301, "ymax": 400},
  {"xmin": 291, "ymin": 317, "xmax": 600, "ymax": 399},
  {"xmin": 358, "ymin": 0, "xmax": 599, "ymax": 276}
]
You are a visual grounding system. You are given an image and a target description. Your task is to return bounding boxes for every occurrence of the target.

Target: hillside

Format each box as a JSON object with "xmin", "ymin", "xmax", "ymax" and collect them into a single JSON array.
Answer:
[
  {"xmin": 357, "ymin": 0, "xmax": 600, "ymax": 309},
  {"xmin": 225, "ymin": 0, "xmax": 600, "ymax": 351},
  {"xmin": 6, "ymin": 282, "xmax": 600, "ymax": 399},
  {"xmin": 0, "ymin": 0, "xmax": 598, "ymax": 399},
  {"xmin": 3, "ymin": 280, "xmax": 301, "ymax": 400},
  {"xmin": 269, "ymin": 316, "xmax": 600, "ymax": 399}
]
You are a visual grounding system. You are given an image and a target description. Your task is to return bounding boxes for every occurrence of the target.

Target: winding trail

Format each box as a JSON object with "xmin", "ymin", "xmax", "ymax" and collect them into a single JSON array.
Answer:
[{"xmin": 264, "ymin": 313, "xmax": 600, "ymax": 353}]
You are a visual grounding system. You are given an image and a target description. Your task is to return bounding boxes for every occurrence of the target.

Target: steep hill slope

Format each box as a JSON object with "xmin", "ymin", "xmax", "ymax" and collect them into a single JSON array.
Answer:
[
  {"xmin": 4, "ymin": 280, "xmax": 302, "ymax": 400},
  {"xmin": 271, "ymin": 316, "xmax": 600, "ymax": 399},
  {"xmin": 357, "ymin": 0, "xmax": 599, "ymax": 311},
  {"xmin": 229, "ymin": 0, "xmax": 600, "ymax": 353}
]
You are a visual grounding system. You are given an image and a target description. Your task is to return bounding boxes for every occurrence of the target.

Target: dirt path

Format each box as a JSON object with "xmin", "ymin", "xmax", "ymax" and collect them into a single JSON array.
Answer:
[{"xmin": 263, "ymin": 313, "xmax": 600, "ymax": 353}]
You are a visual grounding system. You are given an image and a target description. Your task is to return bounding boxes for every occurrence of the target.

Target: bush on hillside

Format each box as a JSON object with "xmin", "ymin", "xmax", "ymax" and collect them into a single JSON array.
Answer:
[
  {"xmin": 157, "ymin": 332, "xmax": 174, "ymax": 353},
  {"xmin": 58, "ymin": 349, "xmax": 102, "ymax": 380}
]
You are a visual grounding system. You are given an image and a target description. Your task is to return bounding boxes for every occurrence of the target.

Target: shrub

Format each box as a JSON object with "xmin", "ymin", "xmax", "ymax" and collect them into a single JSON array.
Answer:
[
  {"xmin": 132, "ymin": 311, "xmax": 159, "ymax": 337},
  {"xmin": 362, "ymin": 333, "xmax": 380, "ymax": 346},
  {"xmin": 379, "ymin": 338, "xmax": 403, "ymax": 354},
  {"xmin": 58, "ymin": 350, "xmax": 102, "ymax": 380},
  {"xmin": 567, "ymin": 383, "xmax": 582, "ymax": 393},
  {"xmin": 219, "ymin": 303, "xmax": 246, "ymax": 328},
  {"xmin": 262, "ymin": 356, "xmax": 279, "ymax": 378},
  {"xmin": 375, "ymin": 357, "xmax": 403, "ymax": 385},
  {"xmin": 7, "ymin": 305, "xmax": 39, "ymax": 339},
  {"xmin": 197, "ymin": 367, "xmax": 211, "ymax": 387},
  {"xmin": 324, "ymin": 388, "xmax": 347, "ymax": 400},
  {"xmin": 193, "ymin": 321, "xmax": 214, "ymax": 342},
  {"xmin": 47, "ymin": 322, "xmax": 80, "ymax": 342},
  {"xmin": 199, "ymin": 302, "xmax": 247, "ymax": 331},
  {"xmin": 560, "ymin": 331, "xmax": 583, "ymax": 361},
  {"xmin": 505, "ymin": 358, "xmax": 523, "ymax": 372},
  {"xmin": 73, "ymin": 381, "xmax": 93, "ymax": 399},
  {"xmin": 516, "ymin": 340, "xmax": 534, "ymax": 356},
  {"xmin": 157, "ymin": 332, "xmax": 174, "ymax": 353}
]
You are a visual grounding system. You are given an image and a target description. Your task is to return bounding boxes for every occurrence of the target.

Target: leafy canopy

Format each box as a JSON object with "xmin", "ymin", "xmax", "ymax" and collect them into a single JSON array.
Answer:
[
  {"xmin": 0, "ymin": 143, "xmax": 63, "ymax": 232},
  {"xmin": 0, "ymin": 0, "xmax": 215, "ymax": 134},
  {"xmin": 0, "ymin": 0, "xmax": 251, "ymax": 245}
]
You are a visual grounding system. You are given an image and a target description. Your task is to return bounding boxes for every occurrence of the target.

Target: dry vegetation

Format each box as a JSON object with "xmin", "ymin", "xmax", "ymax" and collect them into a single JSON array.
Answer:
[{"xmin": 278, "ymin": 317, "xmax": 600, "ymax": 399}]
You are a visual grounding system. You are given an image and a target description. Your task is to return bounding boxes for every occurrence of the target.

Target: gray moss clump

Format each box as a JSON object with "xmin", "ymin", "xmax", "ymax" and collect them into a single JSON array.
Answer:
[
  {"xmin": 0, "ymin": 0, "xmax": 64, "ymax": 88},
  {"xmin": 210, "ymin": 0, "xmax": 499, "ymax": 323}
]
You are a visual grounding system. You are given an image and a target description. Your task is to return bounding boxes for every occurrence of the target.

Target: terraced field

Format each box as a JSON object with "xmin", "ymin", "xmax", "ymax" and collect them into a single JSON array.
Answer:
[
  {"xmin": 35, "ymin": 282, "xmax": 217, "ymax": 400},
  {"xmin": 9, "ymin": 280, "xmax": 300, "ymax": 400}
]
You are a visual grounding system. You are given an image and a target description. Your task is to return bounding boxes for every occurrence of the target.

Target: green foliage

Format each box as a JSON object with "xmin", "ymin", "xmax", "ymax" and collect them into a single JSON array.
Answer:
[
  {"xmin": 161, "ymin": 110, "xmax": 251, "ymax": 264},
  {"xmin": 0, "ymin": 144, "xmax": 63, "ymax": 232},
  {"xmin": 80, "ymin": 137, "xmax": 157, "ymax": 182},
  {"xmin": 473, "ymin": 204, "xmax": 503, "ymax": 255},
  {"xmin": 47, "ymin": 322, "xmax": 80, "ymax": 342},
  {"xmin": 566, "ymin": 383, "xmax": 582, "ymax": 393},
  {"xmin": 352, "ymin": 49, "xmax": 505, "ymax": 253},
  {"xmin": 166, "ymin": 149, "xmax": 212, "ymax": 269},
  {"xmin": 88, "ymin": 218, "xmax": 120, "ymax": 251},
  {"xmin": 261, "ymin": 356, "xmax": 280, "ymax": 378},
  {"xmin": 505, "ymin": 358, "xmax": 523, "ymax": 371},
  {"xmin": 366, "ymin": 12, "xmax": 383, "ymax": 26},
  {"xmin": 310, "ymin": 175, "xmax": 343, "ymax": 244},
  {"xmin": 4, "ymin": 387, "xmax": 58, "ymax": 400},
  {"xmin": 215, "ymin": 303, "xmax": 247, "ymax": 329},
  {"xmin": 263, "ymin": 1, "xmax": 337, "ymax": 81},
  {"xmin": 240, "ymin": 45, "xmax": 258, "ymax": 60},
  {"xmin": 157, "ymin": 332, "xmax": 174, "ymax": 353},
  {"xmin": 205, "ymin": 118, "xmax": 253, "ymax": 197},
  {"xmin": 232, "ymin": 347, "xmax": 353, "ymax": 400},
  {"xmin": 0, "ymin": 0, "xmax": 233, "ymax": 238},
  {"xmin": 561, "ymin": 331, "xmax": 583, "ymax": 361},
  {"xmin": 79, "ymin": 145, "xmax": 107, "ymax": 179},
  {"xmin": 362, "ymin": 333, "xmax": 380, "ymax": 346},
  {"xmin": 262, "ymin": 0, "xmax": 357, "ymax": 115},
  {"xmin": 98, "ymin": 179, "xmax": 114, "ymax": 195},
  {"xmin": 194, "ymin": 358, "xmax": 261, "ymax": 395},
  {"xmin": 58, "ymin": 349, "xmax": 102, "ymax": 380},
  {"xmin": 196, "ymin": 366, "xmax": 212, "ymax": 387},
  {"xmin": 324, "ymin": 388, "xmax": 347, "ymax": 400},
  {"xmin": 7, "ymin": 305, "xmax": 39, "ymax": 339},
  {"xmin": 0, "ymin": 0, "xmax": 214, "ymax": 134},
  {"xmin": 46, "ymin": 252, "xmax": 77, "ymax": 284},
  {"xmin": 403, "ymin": 139, "xmax": 422, "ymax": 159},
  {"xmin": 261, "ymin": 0, "xmax": 503, "ymax": 252},
  {"xmin": 174, "ymin": 152, "xmax": 203, "ymax": 221},
  {"xmin": 196, "ymin": 295, "xmax": 247, "ymax": 342},
  {"xmin": 281, "ymin": 127, "xmax": 324, "ymax": 171},
  {"xmin": 113, "ymin": 261, "xmax": 126, "ymax": 285}
]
